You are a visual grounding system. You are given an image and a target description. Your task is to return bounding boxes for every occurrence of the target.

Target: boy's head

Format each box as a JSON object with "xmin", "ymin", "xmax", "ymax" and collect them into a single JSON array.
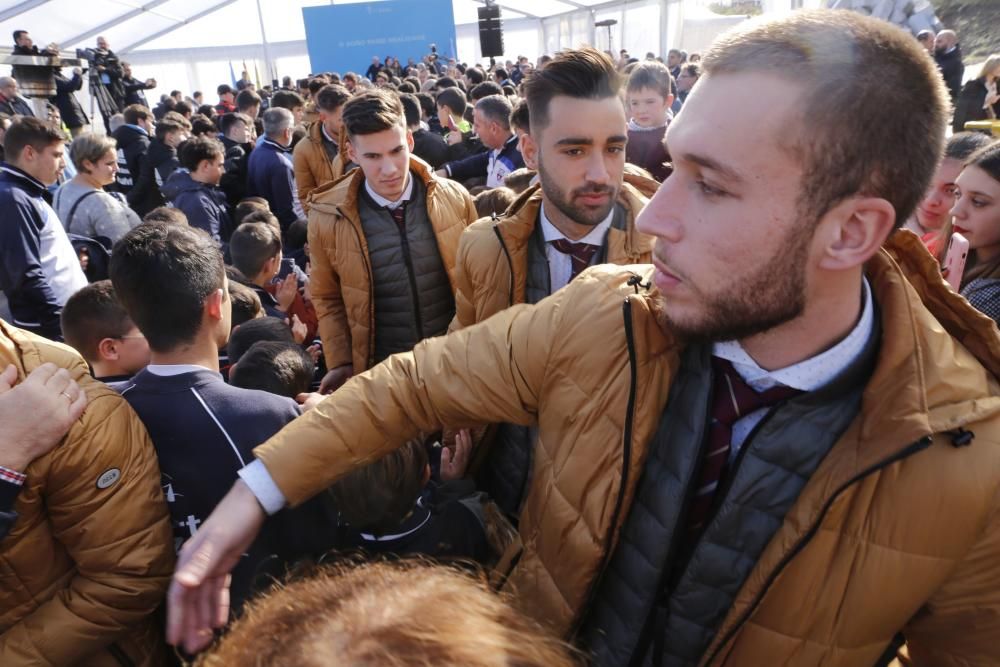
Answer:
[
  {"xmin": 915, "ymin": 131, "xmax": 995, "ymax": 232},
  {"xmin": 328, "ymin": 438, "xmax": 429, "ymax": 535},
  {"xmin": 285, "ymin": 218, "xmax": 308, "ymax": 251},
  {"xmin": 435, "ymin": 86, "xmax": 467, "ymax": 128},
  {"xmin": 626, "ymin": 61, "xmax": 675, "ymax": 128},
  {"xmin": 233, "ymin": 197, "xmax": 271, "ymax": 226},
  {"xmin": 227, "ymin": 316, "xmax": 296, "ymax": 365},
  {"xmin": 123, "ymin": 103, "xmax": 153, "ymax": 131},
  {"xmin": 229, "ymin": 221, "xmax": 283, "ymax": 284},
  {"xmin": 236, "ymin": 89, "xmax": 261, "ymax": 117},
  {"xmin": 271, "ymin": 90, "xmax": 305, "ymax": 124},
  {"xmin": 155, "ymin": 111, "xmax": 192, "ymax": 148},
  {"xmin": 342, "ymin": 90, "xmax": 412, "ymax": 202},
  {"xmin": 4, "ymin": 116, "xmax": 65, "ymax": 186},
  {"xmin": 180, "ymin": 135, "xmax": 226, "ymax": 186},
  {"xmin": 143, "ymin": 206, "xmax": 188, "ymax": 225},
  {"xmin": 217, "ymin": 84, "xmax": 234, "ymax": 103},
  {"xmin": 399, "ymin": 93, "xmax": 421, "ymax": 130},
  {"xmin": 110, "ymin": 223, "xmax": 230, "ymax": 355},
  {"xmin": 474, "ymin": 186, "xmax": 516, "ymax": 218},
  {"xmin": 61, "ymin": 280, "xmax": 150, "ymax": 378},
  {"xmin": 221, "ymin": 112, "xmax": 253, "ymax": 144},
  {"xmin": 315, "ymin": 84, "xmax": 351, "ymax": 140},
  {"xmin": 229, "ymin": 341, "xmax": 314, "ymax": 399},
  {"xmin": 228, "ymin": 278, "xmax": 263, "ymax": 330},
  {"xmin": 504, "ymin": 167, "xmax": 536, "ymax": 194}
]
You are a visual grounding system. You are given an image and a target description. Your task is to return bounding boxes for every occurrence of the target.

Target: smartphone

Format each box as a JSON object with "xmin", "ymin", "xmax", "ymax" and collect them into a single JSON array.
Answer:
[
  {"xmin": 943, "ymin": 232, "xmax": 969, "ymax": 292},
  {"xmin": 277, "ymin": 257, "xmax": 296, "ymax": 280}
]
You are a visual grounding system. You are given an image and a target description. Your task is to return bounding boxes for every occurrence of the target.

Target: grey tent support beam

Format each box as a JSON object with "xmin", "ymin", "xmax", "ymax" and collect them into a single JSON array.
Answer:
[
  {"xmin": 60, "ymin": 0, "xmax": 175, "ymax": 49},
  {"xmin": 119, "ymin": 0, "xmax": 240, "ymax": 54},
  {"xmin": 0, "ymin": 0, "xmax": 54, "ymax": 23}
]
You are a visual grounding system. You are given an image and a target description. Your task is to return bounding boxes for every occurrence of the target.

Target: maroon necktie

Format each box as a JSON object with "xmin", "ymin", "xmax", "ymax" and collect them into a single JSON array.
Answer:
[
  {"xmin": 549, "ymin": 238, "xmax": 600, "ymax": 281},
  {"xmin": 685, "ymin": 357, "xmax": 803, "ymax": 538},
  {"xmin": 388, "ymin": 203, "xmax": 406, "ymax": 232}
]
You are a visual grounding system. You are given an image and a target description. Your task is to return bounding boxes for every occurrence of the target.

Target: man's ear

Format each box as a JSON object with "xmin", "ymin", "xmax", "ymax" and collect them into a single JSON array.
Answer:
[
  {"xmin": 520, "ymin": 131, "xmax": 539, "ymax": 171},
  {"xmin": 96, "ymin": 337, "xmax": 120, "ymax": 362},
  {"xmin": 816, "ymin": 196, "xmax": 896, "ymax": 271},
  {"xmin": 345, "ymin": 139, "xmax": 356, "ymax": 164},
  {"xmin": 204, "ymin": 288, "xmax": 225, "ymax": 322},
  {"xmin": 406, "ymin": 129, "xmax": 414, "ymax": 152},
  {"xmin": 666, "ymin": 94, "xmax": 675, "ymax": 109}
]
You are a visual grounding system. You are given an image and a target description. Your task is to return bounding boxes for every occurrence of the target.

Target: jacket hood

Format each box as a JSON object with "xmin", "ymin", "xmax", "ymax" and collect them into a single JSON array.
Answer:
[
  {"xmin": 160, "ymin": 169, "xmax": 199, "ymax": 200},
  {"xmin": 307, "ymin": 155, "xmax": 436, "ymax": 217},
  {"xmin": 113, "ymin": 124, "xmax": 148, "ymax": 145}
]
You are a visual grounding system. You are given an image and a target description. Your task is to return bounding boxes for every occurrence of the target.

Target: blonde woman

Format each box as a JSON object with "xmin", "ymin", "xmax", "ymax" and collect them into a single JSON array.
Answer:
[{"xmin": 953, "ymin": 54, "xmax": 1000, "ymax": 133}]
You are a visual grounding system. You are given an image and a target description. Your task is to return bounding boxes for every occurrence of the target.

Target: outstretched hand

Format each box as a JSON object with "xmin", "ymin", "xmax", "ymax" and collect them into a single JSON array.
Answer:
[
  {"xmin": 167, "ymin": 480, "xmax": 266, "ymax": 654},
  {"xmin": 440, "ymin": 429, "xmax": 472, "ymax": 481}
]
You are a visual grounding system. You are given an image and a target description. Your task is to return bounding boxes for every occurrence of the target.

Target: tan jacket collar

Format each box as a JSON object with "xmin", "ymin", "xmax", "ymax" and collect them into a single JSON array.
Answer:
[{"xmin": 307, "ymin": 156, "xmax": 437, "ymax": 219}]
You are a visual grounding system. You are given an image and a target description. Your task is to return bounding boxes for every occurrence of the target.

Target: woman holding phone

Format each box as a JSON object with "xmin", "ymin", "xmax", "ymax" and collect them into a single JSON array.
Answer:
[{"xmin": 949, "ymin": 142, "xmax": 1000, "ymax": 323}]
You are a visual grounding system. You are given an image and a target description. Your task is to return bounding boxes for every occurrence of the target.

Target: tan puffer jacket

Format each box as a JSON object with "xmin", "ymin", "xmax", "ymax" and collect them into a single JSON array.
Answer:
[
  {"xmin": 450, "ymin": 180, "xmax": 654, "ymax": 331},
  {"xmin": 306, "ymin": 157, "xmax": 477, "ymax": 372},
  {"xmin": 254, "ymin": 230, "xmax": 1000, "ymax": 665},
  {"xmin": 0, "ymin": 321, "xmax": 174, "ymax": 666},
  {"xmin": 292, "ymin": 122, "xmax": 347, "ymax": 213}
]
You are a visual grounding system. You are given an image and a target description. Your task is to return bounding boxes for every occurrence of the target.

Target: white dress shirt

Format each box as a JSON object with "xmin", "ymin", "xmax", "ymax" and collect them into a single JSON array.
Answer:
[
  {"xmin": 144, "ymin": 364, "xmax": 215, "ymax": 376},
  {"xmin": 712, "ymin": 278, "xmax": 875, "ymax": 460},
  {"xmin": 364, "ymin": 171, "xmax": 414, "ymax": 210},
  {"xmin": 539, "ymin": 203, "xmax": 614, "ymax": 292}
]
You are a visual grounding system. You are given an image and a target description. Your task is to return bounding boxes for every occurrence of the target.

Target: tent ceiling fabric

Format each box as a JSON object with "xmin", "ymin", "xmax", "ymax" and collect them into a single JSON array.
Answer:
[{"xmin": 0, "ymin": 0, "xmax": 624, "ymax": 54}]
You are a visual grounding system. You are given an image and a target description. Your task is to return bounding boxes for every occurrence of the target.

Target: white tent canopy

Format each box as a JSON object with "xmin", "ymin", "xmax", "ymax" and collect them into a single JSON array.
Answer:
[{"xmin": 0, "ymin": 0, "xmax": 825, "ymax": 110}]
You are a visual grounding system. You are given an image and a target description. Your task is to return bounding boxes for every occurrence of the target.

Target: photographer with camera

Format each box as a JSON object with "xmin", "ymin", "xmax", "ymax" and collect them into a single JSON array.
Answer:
[{"xmin": 122, "ymin": 62, "xmax": 155, "ymax": 108}]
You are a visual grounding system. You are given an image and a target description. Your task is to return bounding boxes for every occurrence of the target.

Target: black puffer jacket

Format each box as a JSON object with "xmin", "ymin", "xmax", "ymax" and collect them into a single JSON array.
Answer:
[
  {"xmin": 129, "ymin": 138, "xmax": 180, "ymax": 216},
  {"xmin": 50, "ymin": 71, "xmax": 88, "ymax": 129},
  {"xmin": 111, "ymin": 124, "xmax": 150, "ymax": 196}
]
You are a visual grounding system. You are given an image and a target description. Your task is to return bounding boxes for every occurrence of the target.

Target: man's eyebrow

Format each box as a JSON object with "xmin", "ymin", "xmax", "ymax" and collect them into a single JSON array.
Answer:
[{"xmin": 679, "ymin": 152, "xmax": 746, "ymax": 183}]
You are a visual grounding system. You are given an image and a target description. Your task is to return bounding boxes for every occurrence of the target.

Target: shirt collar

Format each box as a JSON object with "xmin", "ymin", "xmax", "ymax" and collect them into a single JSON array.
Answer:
[
  {"xmin": 712, "ymin": 278, "xmax": 875, "ymax": 393},
  {"xmin": 320, "ymin": 123, "xmax": 337, "ymax": 145},
  {"xmin": 1, "ymin": 163, "xmax": 47, "ymax": 193},
  {"xmin": 539, "ymin": 201, "xmax": 614, "ymax": 247},
  {"xmin": 145, "ymin": 364, "xmax": 214, "ymax": 376},
  {"xmin": 364, "ymin": 171, "xmax": 413, "ymax": 210}
]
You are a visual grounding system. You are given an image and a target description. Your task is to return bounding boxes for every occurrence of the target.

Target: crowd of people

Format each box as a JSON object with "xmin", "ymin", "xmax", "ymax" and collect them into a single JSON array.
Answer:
[{"xmin": 0, "ymin": 8, "xmax": 999, "ymax": 666}]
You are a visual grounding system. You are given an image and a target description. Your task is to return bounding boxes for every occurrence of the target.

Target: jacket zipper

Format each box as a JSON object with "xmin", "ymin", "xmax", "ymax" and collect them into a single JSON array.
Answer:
[
  {"xmin": 344, "ymin": 211, "xmax": 376, "ymax": 367},
  {"xmin": 397, "ymin": 220, "xmax": 425, "ymax": 339},
  {"xmin": 571, "ymin": 297, "xmax": 639, "ymax": 636},
  {"xmin": 492, "ymin": 222, "xmax": 515, "ymax": 306},
  {"xmin": 701, "ymin": 434, "xmax": 934, "ymax": 666}
]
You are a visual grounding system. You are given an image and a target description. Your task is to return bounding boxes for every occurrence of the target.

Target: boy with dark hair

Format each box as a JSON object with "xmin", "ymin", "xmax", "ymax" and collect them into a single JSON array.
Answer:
[
  {"xmin": 270, "ymin": 90, "xmax": 305, "ymax": 125},
  {"xmin": 437, "ymin": 94, "xmax": 523, "ymax": 188},
  {"xmin": 230, "ymin": 340, "xmax": 313, "ymax": 399},
  {"xmin": 161, "ymin": 135, "xmax": 232, "ymax": 242},
  {"xmin": 401, "ymin": 92, "xmax": 448, "ymax": 168},
  {"xmin": 129, "ymin": 110, "xmax": 191, "ymax": 216},
  {"xmin": 216, "ymin": 84, "xmax": 236, "ymax": 114},
  {"xmin": 625, "ymin": 60, "xmax": 674, "ymax": 182},
  {"xmin": 112, "ymin": 103, "xmax": 153, "ymax": 196},
  {"xmin": 435, "ymin": 86, "xmax": 470, "ymax": 137},
  {"xmin": 227, "ymin": 315, "xmax": 296, "ymax": 366},
  {"xmin": 110, "ymin": 222, "xmax": 334, "ymax": 610},
  {"xmin": 0, "ymin": 116, "xmax": 86, "ymax": 339},
  {"xmin": 143, "ymin": 205, "xmax": 188, "ymax": 225},
  {"xmin": 219, "ymin": 112, "xmax": 255, "ymax": 209},
  {"xmin": 306, "ymin": 89, "xmax": 476, "ymax": 392},
  {"xmin": 60, "ymin": 280, "xmax": 150, "ymax": 386},
  {"xmin": 227, "ymin": 278, "xmax": 262, "ymax": 329},
  {"xmin": 294, "ymin": 83, "xmax": 351, "ymax": 210},
  {"xmin": 233, "ymin": 196, "xmax": 270, "ymax": 226},
  {"xmin": 228, "ymin": 221, "xmax": 297, "ymax": 319}
]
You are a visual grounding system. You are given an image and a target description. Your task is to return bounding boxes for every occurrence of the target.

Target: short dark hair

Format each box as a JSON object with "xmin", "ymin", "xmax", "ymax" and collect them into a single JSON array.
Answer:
[
  {"xmin": 122, "ymin": 104, "xmax": 153, "ymax": 125},
  {"xmin": 110, "ymin": 223, "xmax": 225, "ymax": 353},
  {"xmin": 523, "ymin": 47, "xmax": 621, "ymax": 132},
  {"xmin": 13, "ymin": 30, "xmax": 27, "ymax": 43},
  {"xmin": 227, "ymin": 316, "xmax": 296, "ymax": 365},
  {"xmin": 229, "ymin": 221, "xmax": 282, "ymax": 278},
  {"xmin": 416, "ymin": 93, "xmax": 436, "ymax": 119},
  {"xmin": 494, "ymin": 68, "xmax": 508, "ymax": 80},
  {"xmin": 679, "ymin": 63, "xmax": 702, "ymax": 79},
  {"xmin": 60, "ymin": 280, "xmax": 134, "ymax": 363},
  {"xmin": 190, "ymin": 113, "xmax": 217, "ymax": 137},
  {"xmin": 155, "ymin": 111, "xmax": 192, "ymax": 141},
  {"xmin": 230, "ymin": 341, "xmax": 313, "ymax": 399},
  {"xmin": 328, "ymin": 438, "xmax": 428, "ymax": 535},
  {"xmin": 143, "ymin": 206, "xmax": 188, "ymax": 225},
  {"xmin": 174, "ymin": 100, "xmax": 192, "ymax": 116},
  {"xmin": 217, "ymin": 84, "xmax": 233, "ymax": 96},
  {"xmin": 341, "ymin": 89, "xmax": 404, "ymax": 139},
  {"xmin": 511, "ymin": 99, "xmax": 530, "ymax": 134},
  {"xmin": 236, "ymin": 89, "xmax": 261, "ymax": 112},
  {"xmin": 470, "ymin": 81, "xmax": 502, "ymax": 101},
  {"xmin": 474, "ymin": 186, "xmax": 516, "ymax": 217},
  {"xmin": 466, "ymin": 67, "xmax": 485, "ymax": 85},
  {"xmin": 946, "ymin": 132, "xmax": 994, "ymax": 161},
  {"xmin": 397, "ymin": 81, "xmax": 417, "ymax": 95},
  {"xmin": 271, "ymin": 90, "xmax": 305, "ymax": 111},
  {"xmin": 475, "ymin": 95, "xmax": 512, "ymax": 130},
  {"xmin": 308, "ymin": 78, "xmax": 327, "ymax": 96},
  {"xmin": 435, "ymin": 86, "xmax": 466, "ymax": 117},
  {"xmin": 242, "ymin": 210, "xmax": 281, "ymax": 235},
  {"xmin": 197, "ymin": 104, "xmax": 218, "ymax": 119},
  {"xmin": 285, "ymin": 218, "xmax": 308, "ymax": 250},
  {"xmin": 701, "ymin": 8, "xmax": 950, "ymax": 227},
  {"xmin": 228, "ymin": 278, "xmax": 262, "ymax": 329},
  {"xmin": 627, "ymin": 61, "xmax": 674, "ymax": 98},
  {"xmin": 315, "ymin": 84, "xmax": 351, "ymax": 113},
  {"xmin": 400, "ymin": 93, "xmax": 421, "ymax": 128},
  {"xmin": 179, "ymin": 135, "xmax": 224, "ymax": 171},
  {"xmin": 220, "ymin": 112, "xmax": 251, "ymax": 137},
  {"xmin": 234, "ymin": 197, "xmax": 271, "ymax": 226},
  {"xmin": 435, "ymin": 76, "xmax": 458, "ymax": 91},
  {"xmin": 5, "ymin": 116, "xmax": 62, "ymax": 159}
]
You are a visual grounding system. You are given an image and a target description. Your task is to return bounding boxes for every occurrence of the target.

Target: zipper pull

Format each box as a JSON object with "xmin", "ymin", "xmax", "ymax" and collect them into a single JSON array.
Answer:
[
  {"xmin": 947, "ymin": 428, "xmax": 974, "ymax": 448},
  {"xmin": 626, "ymin": 274, "xmax": 650, "ymax": 294}
]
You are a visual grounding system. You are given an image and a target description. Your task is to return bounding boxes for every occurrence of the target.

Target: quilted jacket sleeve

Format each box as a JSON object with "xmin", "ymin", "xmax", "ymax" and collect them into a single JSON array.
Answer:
[
  {"xmin": 307, "ymin": 214, "xmax": 353, "ymax": 370},
  {"xmin": 448, "ymin": 227, "xmax": 478, "ymax": 333},
  {"xmin": 255, "ymin": 282, "xmax": 571, "ymax": 507},
  {"xmin": 903, "ymin": 479, "xmax": 1000, "ymax": 666},
  {"xmin": 0, "ymin": 383, "xmax": 174, "ymax": 665},
  {"xmin": 293, "ymin": 141, "xmax": 317, "ymax": 214}
]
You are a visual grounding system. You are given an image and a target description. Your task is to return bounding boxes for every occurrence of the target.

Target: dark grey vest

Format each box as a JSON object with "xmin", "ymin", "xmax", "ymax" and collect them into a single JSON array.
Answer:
[
  {"xmin": 487, "ymin": 203, "xmax": 629, "ymax": 516},
  {"xmin": 583, "ymin": 317, "xmax": 880, "ymax": 667},
  {"xmin": 357, "ymin": 176, "xmax": 455, "ymax": 365}
]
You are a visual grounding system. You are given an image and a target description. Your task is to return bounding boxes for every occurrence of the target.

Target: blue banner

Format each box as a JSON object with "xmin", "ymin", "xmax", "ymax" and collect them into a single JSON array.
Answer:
[{"xmin": 303, "ymin": 0, "xmax": 458, "ymax": 76}]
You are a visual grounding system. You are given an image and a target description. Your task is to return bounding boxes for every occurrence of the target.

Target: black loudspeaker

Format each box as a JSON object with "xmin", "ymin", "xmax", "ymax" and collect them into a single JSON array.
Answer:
[{"xmin": 478, "ymin": 5, "xmax": 504, "ymax": 58}]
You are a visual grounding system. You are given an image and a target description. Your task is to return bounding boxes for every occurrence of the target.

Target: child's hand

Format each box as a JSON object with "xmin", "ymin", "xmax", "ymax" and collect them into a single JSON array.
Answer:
[
  {"xmin": 440, "ymin": 429, "xmax": 472, "ymax": 481},
  {"xmin": 275, "ymin": 273, "xmax": 298, "ymax": 312},
  {"xmin": 306, "ymin": 343, "xmax": 322, "ymax": 364},
  {"xmin": 287, "ymin": 314, "xmax": 307, "ymax": 344}
]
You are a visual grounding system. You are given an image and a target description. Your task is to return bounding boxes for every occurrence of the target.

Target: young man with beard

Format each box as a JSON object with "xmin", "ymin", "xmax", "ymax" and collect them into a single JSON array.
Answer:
[
  {"xmin": 169, "ymin": 12, "xmax": 1000, "ymax": 666},
  {"xmin": 449, "ymin": 48, "xmax": 653, "ymax": 516}
]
